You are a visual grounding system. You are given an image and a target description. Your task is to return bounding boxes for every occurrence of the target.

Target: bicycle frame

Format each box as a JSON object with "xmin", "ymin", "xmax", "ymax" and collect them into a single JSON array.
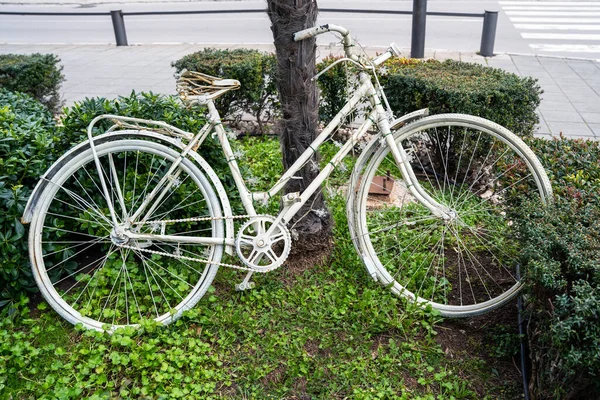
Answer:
[
  {"xmin": 77, "ymin": 55, "xmax": 449, "ymax": 252},
  {"xmin": 206, "ymin": 71, "xmax": 451, "ymax": 234}
]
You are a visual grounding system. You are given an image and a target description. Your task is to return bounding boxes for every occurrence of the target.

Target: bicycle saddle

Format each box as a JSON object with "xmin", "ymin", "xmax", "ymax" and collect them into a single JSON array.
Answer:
[{"xmin": 176, "ymin": 70, "xmax": 241, "ymax": 104}]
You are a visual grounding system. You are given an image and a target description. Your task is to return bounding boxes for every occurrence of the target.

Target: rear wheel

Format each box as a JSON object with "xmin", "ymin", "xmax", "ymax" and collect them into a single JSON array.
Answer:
[
  {"xmin": 355, "ymin": 114, "xmax": 552, "ymax": 317},
  {"xmin": 29, "ymin": 139, "xmax": 224, "ymax": 331}
]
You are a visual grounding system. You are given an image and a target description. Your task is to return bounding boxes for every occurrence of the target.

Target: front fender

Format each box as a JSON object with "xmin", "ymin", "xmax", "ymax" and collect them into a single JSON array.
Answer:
[{"xmin": 22, "ymin": 129, "xmax": 235, "ymax": 253}]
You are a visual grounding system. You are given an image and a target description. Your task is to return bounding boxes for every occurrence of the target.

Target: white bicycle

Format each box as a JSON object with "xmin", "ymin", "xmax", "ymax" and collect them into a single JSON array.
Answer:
[{"xmin": 23, "ymin": 24, "xmax": 552, "ymax": 331}]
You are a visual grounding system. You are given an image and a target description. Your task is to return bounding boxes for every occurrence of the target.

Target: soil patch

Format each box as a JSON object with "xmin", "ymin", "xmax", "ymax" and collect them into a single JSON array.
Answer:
[{"xmin": 436, "ymin": 299, "xmax": 524, "ymax": 398}]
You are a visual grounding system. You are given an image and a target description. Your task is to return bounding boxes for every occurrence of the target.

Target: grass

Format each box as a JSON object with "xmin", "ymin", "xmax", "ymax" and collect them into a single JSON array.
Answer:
[{"xmin": 0, "ymin": 135, "xmax": 521, "ymax": 399}]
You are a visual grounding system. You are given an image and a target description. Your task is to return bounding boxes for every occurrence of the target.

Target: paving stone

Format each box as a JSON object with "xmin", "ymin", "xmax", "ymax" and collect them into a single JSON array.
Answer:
[
  {"xmin": 539, "ymin": 101, "xmax": 576, "ymax": 112},
  {"xmin": 544, "ymin": 71, "xmax": 581, "ymax": 80},
  {"xmin": 555, "ymin": 78, "xmax": 589, "ymax": 88},
  {"xmin": 485, "ymin": 59, "xmax": 515, "ymax": 69},
  {"xmin": 580, "ymin": 113, "xmax": 600, "ymax": 124},
  {"xmin": 572, "ymin": 102, "xmax": 600, "ymax": 113},
  {"xmin": 540, "ymin": 92, "xmax": 568, "ymax": 102},
  {"xmin": 547, "ymin": 121, "xmax": 594, "ymax": 137},
  {"xmin": 535, "ymin": 118, "xmax": 551, "ymax": 135},
  {"xmin": 588, "ymin": 124, "xmax": 600, "ymax": 137},
  {"xmin": 517, "ymin": 70, "xmax": 552, "ymax": 80},
  {"xmin": 511, "ymin": 57, "xmax": 541, "ymax": 66},
  {"xmin": 565, "ymin": 91, "xmax": 600, "ymax": 103},
  {"xmin": 543, "ymin": 110, "xmax": 584, "ymax": 123},
  {"xmin": 537, "ymin": 83, "xmax": 563, "ymax": 93}
]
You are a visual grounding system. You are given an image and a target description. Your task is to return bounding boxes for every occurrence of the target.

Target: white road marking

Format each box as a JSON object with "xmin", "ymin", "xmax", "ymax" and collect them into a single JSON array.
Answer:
[
  {"xmin": 502, "ymin": 1, "xmax": 600, "ymax": 57},
  {"xmin": 504, "ymin": 6, "xmax": 600, "ymax": 11},
  {"xmin": 506, "ymin": 11, "xmax": 600, "ymax": 16},
  {"xmin": 510, "ymin": 17, "xmax": 600, "ymax": 23},
  {"xmin": 522, "ymin": 33, "xmax": 600, "ymax": 40},
  {"xmin": 500, "ymin": 1, "xmax": 600, "ymax": 5},
  {"xmin": 515, "ymin": 24, "xmax": 600, "ymax": 31},
  {"xmin": 529, "ymin": 44, "xmax": 600, "ymax": 53}
]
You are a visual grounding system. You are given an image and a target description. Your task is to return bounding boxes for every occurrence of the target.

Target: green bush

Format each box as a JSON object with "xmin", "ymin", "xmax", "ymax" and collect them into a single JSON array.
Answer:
[
  {"xmin": 527, "ymin": 137, "xmax": 600, "ymax": 203},
  {"xmin": 172, "ymin": 48, "xmax": 278, "ymax": 130},
  {"xmin": 380, "ymin": 58, "xmax": 542, "ymax": 137},
  {"xmin": 517, "ymin": 137, "xmax": 600, "ymax": 399},
  {"xmin": 0, "ymin": 89, "xmax": 58, "ymax": 307},
  {"xmin": 0, "ymin": 53, "xmax": 64, "ymax": 113}
]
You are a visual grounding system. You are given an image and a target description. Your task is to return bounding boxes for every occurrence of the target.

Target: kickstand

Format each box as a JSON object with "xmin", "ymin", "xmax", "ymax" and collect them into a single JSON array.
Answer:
[{"xmin": 235, "ymin": 271, "xmax": 255, "ymax": 291}]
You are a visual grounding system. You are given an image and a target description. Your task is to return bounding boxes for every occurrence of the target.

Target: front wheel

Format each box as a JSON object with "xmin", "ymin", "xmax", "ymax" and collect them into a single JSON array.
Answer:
[
  {"xmin": 354, "ymin": 114, "xmax": 552, "ymax": 317},
  {"xmin": 29, "ymin": 139, "xmax": 225, "ymax": 331}
]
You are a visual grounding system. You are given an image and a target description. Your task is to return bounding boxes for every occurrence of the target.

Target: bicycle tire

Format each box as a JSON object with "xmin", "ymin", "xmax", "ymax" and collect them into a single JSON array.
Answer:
[
  {"xmin": 354, "ymin": 114, "xmax": 552, "ymax": 317},
  {"xmin": 29, "ymin": 139, "xmax": 224, "ymax": 331}
]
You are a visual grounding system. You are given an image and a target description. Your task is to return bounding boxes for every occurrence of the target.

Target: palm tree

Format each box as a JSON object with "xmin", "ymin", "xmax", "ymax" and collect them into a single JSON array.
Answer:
[{"xmin": 267, "ymin": 0, "xmax": 332, "ymax": 253}]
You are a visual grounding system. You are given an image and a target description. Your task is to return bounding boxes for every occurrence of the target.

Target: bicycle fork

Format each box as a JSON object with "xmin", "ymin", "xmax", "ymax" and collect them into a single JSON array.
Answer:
[{"xmin": 365, "ymin": 79, "xmax": 454, "ymax": 221}]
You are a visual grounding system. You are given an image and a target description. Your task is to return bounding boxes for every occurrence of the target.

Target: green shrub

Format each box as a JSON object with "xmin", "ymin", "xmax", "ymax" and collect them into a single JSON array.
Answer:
[
  {"xmin": 518, "ymin": 200, "xmax": 600, "ymax": 400},
  {"xmin": 526, "ymin": 137, "xmax": 600, "ymax": 203},
  {"xmin": 517, "ymin": 137, "xmax": 600, "ymax": 399},
  {"xmin": 172, "ymin": 48, "xmax": 278, "ymax": 131},
  {"xmin": 380, "ymin": 58, "xmax": 542, "ymax": 137},
  {"xmin": 0, "ymin": 89, "xmax": 58, "ymax": 307},
  {"xmin": 0, "ymin": 53, "xmax": 64, "ymax": 113}
]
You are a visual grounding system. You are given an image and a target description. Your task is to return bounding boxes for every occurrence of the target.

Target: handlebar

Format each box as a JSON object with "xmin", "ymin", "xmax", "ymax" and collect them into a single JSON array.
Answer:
[
  {"xmin": 293, "ymin": 24, "xmax": 402, "ymax": 67},
  {"xmin": 293, "ymin": 24, "xmax": 357, "ymax": 62}
]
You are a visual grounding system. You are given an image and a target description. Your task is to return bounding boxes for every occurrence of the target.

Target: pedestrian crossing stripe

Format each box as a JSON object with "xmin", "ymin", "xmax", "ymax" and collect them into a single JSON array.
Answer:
[
  {"xmin": 503, "ymin": 6, "xmax": 600, "ymax": 11},
  {"xmin": 506, "ymin": 11, "xmax": 600, "ymax": 16},
  {"xmin": 500, "ymin": 0, "xmax": 600, "ymax": 57},
  {"xmin": 511, "ymin": 18, "xmax": 600, "ymax": 23},
  {"xmin": 522, "ymin": 33, "xmax": 600, "ymax": 40},
  {"xmin": 515, "ymin": 24, "xmax": 600, "ymax": 31},
  {"xmin": 529, "ymin": 44, "xmax": 600, "ymax": 53},
  {"xmin": 500, "ymin": 1, "xmax": 600, "ymax": 5}
]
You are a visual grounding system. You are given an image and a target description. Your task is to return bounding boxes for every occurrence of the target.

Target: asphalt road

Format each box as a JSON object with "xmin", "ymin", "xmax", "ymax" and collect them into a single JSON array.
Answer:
[
  {"xmin": 1, "ymin": 0, "xmax": 599, "ymax": 59},
  {"xmin": 0, "ymin": 1, "xmax": 527, "ymax": 53}
]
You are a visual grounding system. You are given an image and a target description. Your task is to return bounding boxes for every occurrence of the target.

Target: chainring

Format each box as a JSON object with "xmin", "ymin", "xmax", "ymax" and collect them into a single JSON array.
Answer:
[{"xmin": 235, "ymin": 216, "xmax": 291, "ymax": 272}]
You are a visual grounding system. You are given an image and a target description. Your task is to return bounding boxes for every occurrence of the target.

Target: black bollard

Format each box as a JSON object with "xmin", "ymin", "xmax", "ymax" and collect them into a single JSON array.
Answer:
[
  {"xmin": 411, "ymin": 0, "xmax": 427, "ymax": 58},
  {"xmin": 111, "ymin": 10, "xmax": 128, "ymax": 46},
  {"xmin": 480, "ymin": 10, "xmax": 498, "ymax": 57}
]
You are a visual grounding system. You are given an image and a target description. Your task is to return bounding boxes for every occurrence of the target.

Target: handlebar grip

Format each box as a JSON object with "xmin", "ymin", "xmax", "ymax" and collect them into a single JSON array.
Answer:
[
  {"xmin": 293, "ymin": 25, "xmax": 331, "ymax": 41},
  {"xmin": 371, "ymin": 43, "xmax": 402, "ymax": 67}
]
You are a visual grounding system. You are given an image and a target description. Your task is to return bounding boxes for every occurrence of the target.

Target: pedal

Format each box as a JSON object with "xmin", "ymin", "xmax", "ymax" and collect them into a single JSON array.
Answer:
[
  {"xmin": 235, "ymin": 271, "xmax": 255, "ymax": 291},
  {"xmin": 235, "ymin": 281, "xmax": 255, "ymax": 291}
]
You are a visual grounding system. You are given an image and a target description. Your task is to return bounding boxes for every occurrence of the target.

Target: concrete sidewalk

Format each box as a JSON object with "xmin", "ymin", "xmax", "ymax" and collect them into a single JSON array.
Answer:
[{"xmin": 1, "ymin": 43, "xmax": 599, "ymax": 139}]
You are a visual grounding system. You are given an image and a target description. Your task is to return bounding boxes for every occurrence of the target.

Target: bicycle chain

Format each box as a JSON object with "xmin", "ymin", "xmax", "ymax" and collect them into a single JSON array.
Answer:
[{"xmin": 125, "ymin": 214, "xmax": 274, "ymax": 273}]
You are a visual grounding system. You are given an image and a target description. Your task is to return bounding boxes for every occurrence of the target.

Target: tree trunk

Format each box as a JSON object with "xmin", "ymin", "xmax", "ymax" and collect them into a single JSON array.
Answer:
[{"xmin": 267, "ymin": 0, "xmax": 332, "ymax": 253}]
